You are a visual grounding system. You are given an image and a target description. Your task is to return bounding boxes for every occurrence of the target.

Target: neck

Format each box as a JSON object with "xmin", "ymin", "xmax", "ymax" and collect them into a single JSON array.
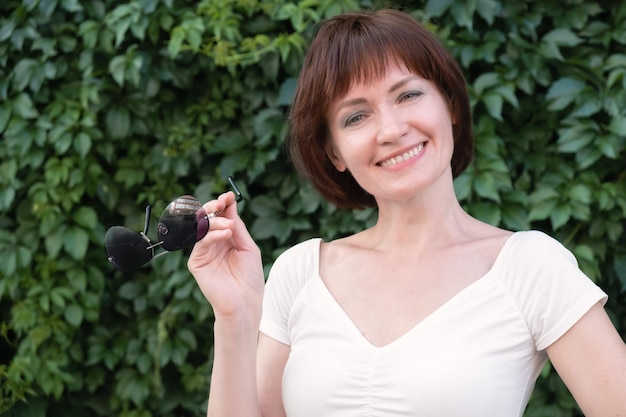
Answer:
[{"xmin": 367, "ymin": 184, "xmax": 474, "ymax": 254}]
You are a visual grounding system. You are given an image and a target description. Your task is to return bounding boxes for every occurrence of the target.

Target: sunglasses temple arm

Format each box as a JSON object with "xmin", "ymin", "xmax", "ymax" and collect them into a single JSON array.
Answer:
[
  {"xmin": 152, "ymin": 250, "xmax": 169, "ymax": 261},
  {"xmin": 143, "ymin": 205, "xmax": 152, "ymax": 236},
  {"xmin": 228, "ymin": 176, "xmax": 243, "ymax": 202}
]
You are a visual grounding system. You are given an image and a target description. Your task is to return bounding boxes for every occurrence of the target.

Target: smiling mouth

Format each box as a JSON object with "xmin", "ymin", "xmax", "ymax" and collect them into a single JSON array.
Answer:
[{"xmin": 379, "ymin": 142, "xmax": 426, "ymax": 167}]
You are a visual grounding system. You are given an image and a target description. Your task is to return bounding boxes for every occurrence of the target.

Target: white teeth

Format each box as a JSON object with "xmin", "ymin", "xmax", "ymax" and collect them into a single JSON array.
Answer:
[{"xmin": 380, "ymin": 143, "xmax": 424, "ymax": 167}]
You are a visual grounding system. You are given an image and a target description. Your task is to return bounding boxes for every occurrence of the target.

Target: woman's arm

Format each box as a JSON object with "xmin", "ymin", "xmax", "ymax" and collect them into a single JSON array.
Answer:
[
  {"xmin": 188, "ymin": 191, "xmax": 270, "ymax": 417},
  {"xmin": 208, "ymin": 316, "xmax": 264, "ymax": 417},
  {"xmin": 547, "ymin": 302, "xmax": 626, "ymax": 416},
  {"xmin": 257, "ymin": 333, "xmax": 290, "ymax": 417}
]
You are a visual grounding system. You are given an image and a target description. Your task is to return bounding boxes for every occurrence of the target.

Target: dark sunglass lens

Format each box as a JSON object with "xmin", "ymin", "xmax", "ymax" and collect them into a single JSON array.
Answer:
[
  {"xmin": 196, "ymin": 206, "xmax": 209, "ymax": 241},
  {"xmin": 158, "ymin": 196, "xmax": 203, "ymax": 251},
  {"xmin": 105, "ymin": 226, "xmax": 153, "ymax": 271}
]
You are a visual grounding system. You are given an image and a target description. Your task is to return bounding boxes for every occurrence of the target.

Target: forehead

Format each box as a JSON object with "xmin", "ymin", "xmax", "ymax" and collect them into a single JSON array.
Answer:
[
  {"xmin": 342, "ymin": 62, "xmax": 415, "ymax": 92},
  {"xmin": 328, "ymin": 53, "xmax": 427, "ymax": 101},
  {"xmin": 328, "ymin": 64, "xmax": 410, "ymax": 111}
]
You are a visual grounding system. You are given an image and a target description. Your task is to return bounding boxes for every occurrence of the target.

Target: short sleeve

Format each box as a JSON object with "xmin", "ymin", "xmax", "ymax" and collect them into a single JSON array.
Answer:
[
  {"xmin": 260, "ymin": 238, "xmax": 321, "ymax": 345},
  {"xmin": 499, "ymin": 231, "xmax": 608, "ymax": 351}
]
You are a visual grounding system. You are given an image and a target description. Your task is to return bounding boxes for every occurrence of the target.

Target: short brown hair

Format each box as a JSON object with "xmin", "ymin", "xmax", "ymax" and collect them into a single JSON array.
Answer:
[{"xmin": 288, "ymin": 9, "xmax": 473, "ymax": 209}]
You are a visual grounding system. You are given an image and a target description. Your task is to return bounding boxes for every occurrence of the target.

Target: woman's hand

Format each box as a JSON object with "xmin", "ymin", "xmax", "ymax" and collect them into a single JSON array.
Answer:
[{"xmin": 187, "ymin": 191, "xmax": 265, "ymax": 321}]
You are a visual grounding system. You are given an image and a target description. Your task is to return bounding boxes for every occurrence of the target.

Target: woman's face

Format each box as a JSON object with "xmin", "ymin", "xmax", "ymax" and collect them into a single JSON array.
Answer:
[{"xmin": 326, "ymin": 64, "xmax": 456, "ymax": 204}]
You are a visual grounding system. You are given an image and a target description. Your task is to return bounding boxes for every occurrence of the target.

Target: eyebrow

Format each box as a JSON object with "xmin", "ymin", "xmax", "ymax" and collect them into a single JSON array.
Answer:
[{"xmin": 334, "ymin": 75, "xmax": 419, "ymax": 112}]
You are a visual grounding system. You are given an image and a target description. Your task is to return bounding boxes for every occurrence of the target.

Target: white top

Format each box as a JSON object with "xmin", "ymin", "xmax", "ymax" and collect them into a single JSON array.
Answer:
[{"xmin": 260, "ymin": 231, "xmax": 607, "ymax": 417}]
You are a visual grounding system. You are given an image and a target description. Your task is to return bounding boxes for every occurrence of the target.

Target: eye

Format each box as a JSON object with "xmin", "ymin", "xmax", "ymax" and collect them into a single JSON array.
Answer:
[
  {"xmin": 344, "ymin": 112, "xmax": 366, "ymax": 127},
  {"xmin": 399, "ymin": 90, "xmax": 423, "ymax": 102}
]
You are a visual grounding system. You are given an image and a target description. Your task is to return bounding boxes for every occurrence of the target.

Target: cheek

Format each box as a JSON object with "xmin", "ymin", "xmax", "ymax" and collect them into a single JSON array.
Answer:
[{"xmin": 334, "ymin": 131, "xmax": 372, "ymax": 160}]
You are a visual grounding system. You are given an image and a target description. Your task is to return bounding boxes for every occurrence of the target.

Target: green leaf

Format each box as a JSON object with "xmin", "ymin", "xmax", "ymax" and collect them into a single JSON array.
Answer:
[
  {"xmin": 425, "ymin": 0, "xmax": 454, "ymax": 18},
  {"xmin": 63, "ymin": 226, "xmax": 89, "ymax": 260},
  {"xmin": 64, "ymin": 304, "xmax": 84, "ymax": 327},
  {"xmin": 218, "ymin": 151, "xmax": 251, "ymax": 174},
  {"xmin": 557, "ymin": 131, "xmax": 595, "ymax": 153},
  {"xmin": 0, "ymin": 106, "xmax": 11, "ymax": 133},
  {"xmin": 176, "ymin": 328, "xmax": 197, "ymax": 350},
  {"xmin": 16, "ymin": 246, "xmax": 33, "ymax": 268},
  {"xmin": 109, "ymin": 55, "xmax": 127, "ymax": 87},
  {"xmin": 54, "ymin": 132, "xmax": 73, "ymax": 154},
  {"xmin": 13, "ymin": 58, "xmax": 38, "ymax": 91},
  {"xmin": 615, "ymin": 255, "xmax": 626, "ymax": 292},
  {"xmin": 45, "ymin": 226, "xmax": 66, "ymax": 257},
  {"xmin": 251, "ymin": 217, "xmax": 284, "ymax": 240},
  {"xmin": 106, "ymin": 106, "xmax": 131, "ymax": 139},
  {"xmin": 494, "ymin": 84, "xmax": 519, "ymax": 108},
  {"xmin": 250, "ymin": 195, "xmax": 284, "ymax": 217},
  {"xmin": 542, "ymin": 28, "xmax": 582, "ymax": 47},
  {"xmin": 73, "ymin": 132, "xmax": 92, "ymax": 157},
  {"xmin": 13, "ymin": 93, "xmax": 39, "ymax": 119},
  {"xmin": 168, "ymin": 27, "xmax": 185, "ymax": 57},
  {"xmin": 74, "ymin": 206, "xmax": 98, "ymax": 229},
  {"xmin": 118, "ymin": 281, "xmax": 143, "ymax": 300},
  {"xmin": 595, "ymin": 134, "xmax": 621, "ymax": 159},
  {"xmin": 473, "ymin": 171, "xmax": 501, "ymax": 202},
  {"xmin": 468, "ymin": 201, "xmax": 501, "ymax": 225},
  {"xmin": 453, "ymin": 172, "xmax": 472, "ymax": 201},
  {"xmin": 0, "ymin": 187, "xmax": 16, "ymax": 211},
  {"xmin": 476, "ymin": 0, "xmax": 498, "ymax": 24},
  {"xmin": 572, "ymin": 244, "xmax": 595, "ymax": 264},
  {"xmin": 278, "ymin": 77, "xmax": 297, "ymax": 106},
  {"xmin": 482, "ymin": 93, "xmax": 503, "ymax": 121},
  {"xmin": 0, "ymin": 19, "xmax": 17, "ymax": 42},
  {"xmin": 550, "ymin": 203, "xmax": 571, "ymax": 230},
  {"xmin": 0, "ymin": 251, "xmax": 17, "ymax": 275},
  {"xmin": 78, "ymin": 20, "xmax": 100, "ymax": 49},
  {"xmin": 605, "ymin": 53, "xmax": 626, "ymax": 70},
  {"xmin": 546, "ymin": 78, "xmax": 585, "ymax": 111},
  {"xmin": 575, "ymin": 147, "xmax": 602, "ymax": 169},
  {"xmin": 571, "ymin": 97, "xmax": 602, "ymax": 117},
  {"xmin": 607, "ymin": 115, "xmax": 626, "ymax": 135},
  {"xmin": 115, "ymin": 368, "xmax": 150, "ymax": 406},
  {"xmin": 555, "ymin": 120, "xmax": 598, "ymax": 153},
  {"xmin": 568, "ymin": 184, "xmax": 591, "ymax": 204},
  {"xmin": 501, "ymin": 204, "xmax": 528, "ymax": 231},
  {"xmin": 570, "ymin": 201, "xmax": 591, "ymax": 221},
  {"xmin": 528, "ymin": 188, "xmax": 559, "ymax": 221},
  {"xmin": 61, "ymin": 0, "xmax": 83, "ymax": 13}
]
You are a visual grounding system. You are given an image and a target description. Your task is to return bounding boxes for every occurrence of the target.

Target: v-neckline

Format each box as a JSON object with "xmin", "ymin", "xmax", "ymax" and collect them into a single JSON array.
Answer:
[{"xmin": 312, "ymin": 232, "xmax": 518, "ymax": 350}]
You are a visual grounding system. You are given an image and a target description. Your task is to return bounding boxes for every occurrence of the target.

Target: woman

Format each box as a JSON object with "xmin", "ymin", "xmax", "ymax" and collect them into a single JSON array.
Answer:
[{"xmin": 188, "ymin": 9, "xmax": 626, "ymax": 417}]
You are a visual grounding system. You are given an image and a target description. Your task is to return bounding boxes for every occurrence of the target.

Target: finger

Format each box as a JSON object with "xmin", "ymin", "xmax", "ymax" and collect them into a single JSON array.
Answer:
[
  {"xmin": 201, "ymin": 192, "xmax": 233, "ymax": 218},
  {"xmin": 222, "ymin": 199, "xmax": 259, "ymax": 253},
  {"xmin": 206, "ymin": 215, "xmax": 234, "ymax": 232},
  {"xmin": 198, "ymin": 191, "xmax": 257, "ymax": 253},
  {"xmin": 188, "ymin": 226, "xmax": 234, "ymax": 272},
  {"xmin": 196, "ymin": 216, "xmax": 235, "ymax": 246}
]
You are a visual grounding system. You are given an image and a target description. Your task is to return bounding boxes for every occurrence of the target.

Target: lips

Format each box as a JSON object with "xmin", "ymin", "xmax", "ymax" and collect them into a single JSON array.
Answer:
[{"xmin": 379, "ymin": 142, "xmax": 426, "ymax": 167}]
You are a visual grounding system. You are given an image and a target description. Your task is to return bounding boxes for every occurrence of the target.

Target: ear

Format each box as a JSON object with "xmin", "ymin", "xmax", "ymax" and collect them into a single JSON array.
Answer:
[
  {"xmin": 448, "ymin": 99, "xmax": 457, "ymax": 125},
  {"xmin": 326, "ymin": 142, "xmax": 347, "ymax": 172}
]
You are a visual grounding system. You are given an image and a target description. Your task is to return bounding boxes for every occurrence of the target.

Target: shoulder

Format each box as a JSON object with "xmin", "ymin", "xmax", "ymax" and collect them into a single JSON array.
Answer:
[
  {"xmin": 261, "ymin": 238, "xmax": 322, "ymax": 344},
  {"xmin": 271, "ymin": 238, "xmax": 322, "ymax": 273},
  {"xmin": 493, "ymin": 230, "xmax": 587, "ymax": 289},
  {"xmin": 501, "ymin": 230, "xmax": 578, "ymax": 267},
  {"xmin": 495, "ymin": 230, "xmax": 606, "ymax": 313},
  {"xmin": 493, "ymin": 230, "xmax": 590, "ymax": 301},
  {"xmin": 267, "ymin": 238, "xmax": 322, "ymax": 291}
]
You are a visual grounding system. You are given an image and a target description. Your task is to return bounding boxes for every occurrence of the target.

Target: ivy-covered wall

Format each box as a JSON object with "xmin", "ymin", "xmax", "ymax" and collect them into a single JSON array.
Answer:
[{"xmin": 1, "ymin": 0, "xmax": 624, "ymax": 416}]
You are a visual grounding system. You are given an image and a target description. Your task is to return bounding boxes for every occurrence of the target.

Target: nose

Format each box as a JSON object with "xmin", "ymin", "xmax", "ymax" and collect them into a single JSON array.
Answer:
[{"xmin": 376, "ymin": 107, "xmax": 408, "ymax": 144}]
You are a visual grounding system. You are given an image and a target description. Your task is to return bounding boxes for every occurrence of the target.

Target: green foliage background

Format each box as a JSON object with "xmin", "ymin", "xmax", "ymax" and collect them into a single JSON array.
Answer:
[{"xmin": 1, "ymin": 0, "xmax": 625, "ymax": 415}]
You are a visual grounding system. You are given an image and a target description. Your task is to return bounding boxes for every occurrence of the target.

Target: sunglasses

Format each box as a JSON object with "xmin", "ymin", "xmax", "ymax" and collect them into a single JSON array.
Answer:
[{"xmin": 104, "ymin": 176, "xmax": 243, "ymax": 272}]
